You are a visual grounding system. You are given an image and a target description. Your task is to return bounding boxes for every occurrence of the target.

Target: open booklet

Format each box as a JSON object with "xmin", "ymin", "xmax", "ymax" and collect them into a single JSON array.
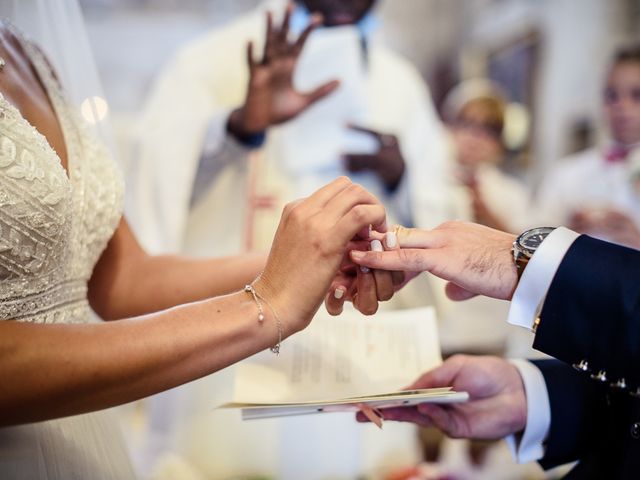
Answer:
[{"xmin": 219, "ymin": 306, "xmax": 468, "ymax": 420}]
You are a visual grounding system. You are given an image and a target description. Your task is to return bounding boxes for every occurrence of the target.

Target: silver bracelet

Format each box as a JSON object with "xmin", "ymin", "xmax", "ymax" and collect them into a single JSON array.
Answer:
[{"xmin": 244, "ymin": 284, "xmax": 283, "ymax": 355}]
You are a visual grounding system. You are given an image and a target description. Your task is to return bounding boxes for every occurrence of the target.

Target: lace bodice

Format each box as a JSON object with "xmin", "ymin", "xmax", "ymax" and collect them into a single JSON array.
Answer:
[{"xmin": 0, "ymin": 37, "xmax": 123, "ymax": 324}]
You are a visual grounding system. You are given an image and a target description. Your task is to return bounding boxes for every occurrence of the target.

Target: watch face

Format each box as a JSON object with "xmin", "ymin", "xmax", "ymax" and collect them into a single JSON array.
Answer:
[{"xmin": 519, "ymin": 227, "xmax": 556, "ymax": 251}]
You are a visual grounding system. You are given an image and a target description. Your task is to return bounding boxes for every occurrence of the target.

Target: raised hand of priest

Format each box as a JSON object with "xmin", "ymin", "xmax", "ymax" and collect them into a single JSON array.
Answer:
[{"xmin": 228, "ymin": 3, "xmax": 340, "ymax": 140}]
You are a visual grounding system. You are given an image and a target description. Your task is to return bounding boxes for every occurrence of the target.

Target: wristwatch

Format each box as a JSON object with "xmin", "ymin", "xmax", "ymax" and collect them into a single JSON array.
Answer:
[{"xmin": 512, "ymin": 227, "xmax": 556, "ymax": 278}]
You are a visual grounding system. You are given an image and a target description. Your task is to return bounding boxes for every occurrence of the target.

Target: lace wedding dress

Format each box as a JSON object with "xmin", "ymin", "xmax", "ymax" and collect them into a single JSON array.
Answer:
[{"xmin": 0, "ymin": 32, "xmax": 137, "ymax": 479}]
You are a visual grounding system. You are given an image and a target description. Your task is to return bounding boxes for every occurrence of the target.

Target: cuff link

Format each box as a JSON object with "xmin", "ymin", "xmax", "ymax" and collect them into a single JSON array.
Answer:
[
  {"xmin": 573, "ymin": 359, "xmax": 590, "ymax": 372},
  {"xmin": 590, "ymin": 370, "xmax": 608, "ymax": 383},
  {"xmin": 532, "ymin": 316, "xmax": 541, "ymax": 333},
  {"xmin": 611, "ymin": 378, "xmax": 628, "ymax": 390}
]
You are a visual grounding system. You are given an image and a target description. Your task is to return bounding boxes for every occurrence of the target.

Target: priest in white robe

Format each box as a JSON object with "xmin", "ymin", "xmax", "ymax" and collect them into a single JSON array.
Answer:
[{"xmin": 127, "ymin": 0, "xmax": 452, "ymax": 258}]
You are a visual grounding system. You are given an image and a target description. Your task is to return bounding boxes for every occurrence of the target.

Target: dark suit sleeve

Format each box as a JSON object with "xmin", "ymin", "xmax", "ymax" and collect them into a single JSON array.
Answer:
[
  {"xmin": 532, "ymin": 359, "xmax": 607, "ymax": 469},
  {"xmin": 533, "ymin": 235, "xmax": 640, "ymax": 389}
]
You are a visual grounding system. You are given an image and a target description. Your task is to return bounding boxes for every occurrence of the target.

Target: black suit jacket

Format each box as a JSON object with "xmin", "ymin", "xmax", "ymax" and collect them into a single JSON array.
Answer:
[{"xmin": 529, "ymin": 235, "xmax": 640, "ymax": 478}]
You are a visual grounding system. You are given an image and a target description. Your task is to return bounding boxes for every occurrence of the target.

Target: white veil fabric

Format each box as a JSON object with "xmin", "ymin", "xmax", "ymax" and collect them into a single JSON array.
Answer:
[{"xmin": 0, "ymin": 0, "xmax": 117, "ymax": 155}]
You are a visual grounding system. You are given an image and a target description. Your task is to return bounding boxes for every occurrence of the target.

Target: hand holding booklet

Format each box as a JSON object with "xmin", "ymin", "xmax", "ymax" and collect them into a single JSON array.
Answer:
[{"xmin": 219, "ymin": 306, "xmax": 468, "ymax": 421}]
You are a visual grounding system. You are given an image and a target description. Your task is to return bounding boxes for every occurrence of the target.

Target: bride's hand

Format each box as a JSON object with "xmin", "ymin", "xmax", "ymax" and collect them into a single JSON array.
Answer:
[
  {"xmin": 324, "ymin": 235, "xmax": 408, "ymax": 316},
  {"xmin": 255, "ymin": 177, "xmax": 386, "ymax": 335}
]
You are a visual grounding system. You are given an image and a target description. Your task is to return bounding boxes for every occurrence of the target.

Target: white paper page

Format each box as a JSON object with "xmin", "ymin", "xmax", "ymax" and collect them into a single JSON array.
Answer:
[
  {"xmin": 238, "ymin": 390, "xmax": 470, "ymax": 420},
  {"xmin": 233, "ymin": 306, "xmax": 441, "ymax": 404}
]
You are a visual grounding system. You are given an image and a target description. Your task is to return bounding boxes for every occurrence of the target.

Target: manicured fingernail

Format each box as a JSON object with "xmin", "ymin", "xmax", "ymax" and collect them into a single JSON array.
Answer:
[
  {"xmin": 334, "ymin": 288, "xmax": 345, "ymax": 299},
  {"xmin": 351, "ymin": 251, "xmax": 364, "ymax": 260},
  {"xmin": 360, "ymin": 266, "xmax": 370, "ymax": 273},
  {"xmin": 386, "ymin": 232, "xmax": 397, "ymax": 248}
]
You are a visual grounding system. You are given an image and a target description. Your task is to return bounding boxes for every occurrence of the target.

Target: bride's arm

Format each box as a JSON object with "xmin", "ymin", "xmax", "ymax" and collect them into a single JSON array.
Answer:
[
  {"xmin": 0, "ymin": 178, "xmax": 386, "ymax": 426},
  {"xmin": 88, "ymin": 218, "xmax": 266, "ymax": 320},
  {"xmin": 0, "ymin": 292, "xmax": 272, "ymax": 426}
]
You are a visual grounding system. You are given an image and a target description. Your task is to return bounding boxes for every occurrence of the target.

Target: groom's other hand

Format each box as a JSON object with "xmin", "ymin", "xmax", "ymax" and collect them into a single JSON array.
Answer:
[{"xmin": 357, "ymin": 355, "xmax": 528, "ymax": 440}]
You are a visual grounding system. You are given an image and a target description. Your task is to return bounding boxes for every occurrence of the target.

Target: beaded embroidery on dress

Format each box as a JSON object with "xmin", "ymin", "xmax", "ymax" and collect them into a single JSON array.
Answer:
[
  {"xmin": 0, "ymin": 27, "xmax": 136, "ymax": 480},
  {"xmin": 0, "ymin": 33, "xmax": 123, "ymax": 325}
]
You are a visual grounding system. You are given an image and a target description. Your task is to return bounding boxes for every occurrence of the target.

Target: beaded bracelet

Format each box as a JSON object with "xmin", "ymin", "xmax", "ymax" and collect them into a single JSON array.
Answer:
[{"xmin": 244, "ymin": 284, "xmax": 283, "ymax": 355}]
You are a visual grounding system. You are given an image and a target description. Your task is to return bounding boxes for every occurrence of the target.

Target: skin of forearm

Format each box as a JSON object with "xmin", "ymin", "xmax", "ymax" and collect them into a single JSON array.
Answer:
[
  {"xmin": 88, "ymin": 218, "xmax": 266, "ymax": 320},
  {"xmin": 0, "ymin": 291, "xmax": 281, "ymax": 426},
  {"xmin": 93, "ymin": 252, "xmax": 266, "ymax": 320}
]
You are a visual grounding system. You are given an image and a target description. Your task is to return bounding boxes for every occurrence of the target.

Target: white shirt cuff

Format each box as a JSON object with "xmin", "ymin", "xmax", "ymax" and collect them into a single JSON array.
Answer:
[
  {"xmin": 505, "ymin": 359, "xmax": 551, "ymax": 463},
  {"xmin": 507, "ymin": 227, "xmax": 581, "ymax": 330}
]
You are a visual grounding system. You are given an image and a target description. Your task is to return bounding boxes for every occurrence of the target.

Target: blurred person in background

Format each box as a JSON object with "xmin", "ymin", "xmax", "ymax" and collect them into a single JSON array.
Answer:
[
  {"xmin": 126, "ymin": 1, "xmax": 451, "ymax": 477},
  {"xmin": 444, "ymin": 79, "xmax": 530, "ymax": 235},
  {"xmin": 534, "ymin": 44, "xmax": 640, "ymax": 249}
]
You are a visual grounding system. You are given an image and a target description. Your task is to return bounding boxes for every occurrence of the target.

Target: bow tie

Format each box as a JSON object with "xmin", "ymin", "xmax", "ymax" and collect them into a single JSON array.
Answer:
[{"xmin": 605, "ymin": 146, "xmax": 631, "ymax": 163}]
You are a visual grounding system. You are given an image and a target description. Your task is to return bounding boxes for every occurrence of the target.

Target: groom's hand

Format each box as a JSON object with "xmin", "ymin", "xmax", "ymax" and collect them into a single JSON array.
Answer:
[
  {"xmin": 358, "ymin": 355, "xmax": 528, "ymax": 440},
  {"xmin": 228, "ymin": 3, "xmax": 340, "ymax": 139},
  {"xmin": 351, "ymin": 222, "xmax": 518, "ymax": 301}
]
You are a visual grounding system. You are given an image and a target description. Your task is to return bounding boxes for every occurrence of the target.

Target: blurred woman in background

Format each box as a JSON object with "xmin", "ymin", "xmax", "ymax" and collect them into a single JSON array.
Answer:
[{"xmin": 444, "ymin": 79, "xmax": 531, "ymax": 234}]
